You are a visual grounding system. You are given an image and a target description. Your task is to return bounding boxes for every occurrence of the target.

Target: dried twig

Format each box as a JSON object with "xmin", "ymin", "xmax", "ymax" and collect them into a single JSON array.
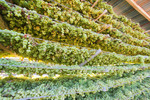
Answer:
[
  {"xmin": 144, "ymin": 37, "xmax": 150, "ymax": 40},
  {"xmin": 94, "ymin": 10, "xmax": 107, "ymax": 21},
  {"xmin": 79, "ymin": 49, "xmax": 101, "ymax": 66},
  {"xmin": 143, "ymin": 30, "xmax": 150, "ymax": 34},
  {"xmin": 91, "ymin": 0, "xmax": 99, "ymax": 8},
  {"xmin": 98, "ymin": 24, "xmax": 111, "ymax": 33}
]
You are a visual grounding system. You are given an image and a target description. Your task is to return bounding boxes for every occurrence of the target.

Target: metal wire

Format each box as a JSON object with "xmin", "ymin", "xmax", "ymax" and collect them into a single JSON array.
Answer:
[
  {"xmin": 1, "ymin": 1, "xmax": 150, "ymax": 100},
  {"xmin": 4, "ymin": 1, "xmax": 149, "ymax": 50},
  {"xmin": 1, "ymin": 29, "xmax": 150, "ymax": 59},
  {"xmin": 0, "ymin": 60, "xmax": 150, "ymax": 72},
  {"xmin": 14, "ymin": 76, "xmax": 150, "ymax": 100},
  {"xmin": 14, "ymin": 88, "xmax": 150, "ymax": 100},
  {"xmin": 1, "ymin": 1, "xmax": 149, "ymax": 100},
  {"xmin": 14, "ymin": 90, "xmax": 96, "ymax": 100},
  {"xmin": 0, "ymin": 63, "xmax": 106, "ymax": 71},
  {"xmin": 50, "ymin": 0, "xmax": 150, "ymax": 44}
]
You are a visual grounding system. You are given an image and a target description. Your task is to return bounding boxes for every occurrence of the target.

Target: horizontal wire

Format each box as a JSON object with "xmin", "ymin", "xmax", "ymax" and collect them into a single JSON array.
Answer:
[
  {"xmin": 0, "ymin": 64, "xmax": 107, "ymax": 71},
  {"xmin": 0, "ymin": 59, "xmax": 150, "ymax": 72},
  {"xmin": 1, "ymin": 2, "xmax": 150, "ymax": 69},
  {"xmin": 1, "ymin": 29, "xmax": 150, "ymax": 59},
  {"xmin": 14, "ymin": 89, "xmax": 96, "ymax": 100},
  {"xmin": 7, "ymin": 1, "xmax": 126, "ymax": 44},
  {"xmin": 14, "ymin": 76, "xmax": 150, "ymax": 100},
  {"xmin": 50, "ymin": 0, "xmax": 150, "ymax": 47},
  {"xmin": 83, "ymin": 0, "xmax": 145, "ymax": 33}
]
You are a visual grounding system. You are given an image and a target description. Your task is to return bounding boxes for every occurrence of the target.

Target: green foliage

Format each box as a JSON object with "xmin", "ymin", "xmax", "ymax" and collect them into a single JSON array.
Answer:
[
  {"xmin": 73, "ymin": 77, "xmax": 150, "ymax": 100},
  {"xmin": 0, "ymin": 70, "xmax": 149, "ymax": 99},
  {"xmin": 0, "ymin": 0, "xmax": 149, "ymax": 99},
  {"xmin": 11, "ymin": 0, "xmax": 150, "ymax": 48},
  {"xmin": 1, "ymin": 58, "xmax": 150, "ymax": 77},
  {"xmin": 87, "ymin": 0, "xmax": 145, "ymax": 33},
  {"xmin": 1, "ymin": 29, "xmax": 150, "ymax": 66},
  {"xmin": 45, "ymin": 0, "xmax": 149, "ymax": 41},
  {"xmin": 1, "ymin": 5, "xmax": 150, "ymax": 56},
  {"xmin": 0, "ymin": 0, "xmax": 10, "ymax": 10}
]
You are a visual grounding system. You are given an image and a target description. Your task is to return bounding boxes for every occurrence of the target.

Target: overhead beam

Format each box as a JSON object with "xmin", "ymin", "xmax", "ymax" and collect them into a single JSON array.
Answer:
[{"xmin": 126, "ymin": 0, "xmax": 150, "ymax": 21}]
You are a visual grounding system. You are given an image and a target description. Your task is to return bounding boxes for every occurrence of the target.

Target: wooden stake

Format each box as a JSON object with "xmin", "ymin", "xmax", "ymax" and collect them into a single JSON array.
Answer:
[
  {"xmin": 144, "ymin": 37, "xmax": 150, "ymax": 40},
  {"xmin": 91, "ymin": 0, "xmax": 99, "ymax": 8},
  {"xmin": 98, "ymin": 24, "xmax": 111, "ymax": 33},
  {"xmin": 143, "ymin": 30, "xmax": 150, "ymax": 34},
  {"xmin": 79, "ymin": 49, "xmax": 101, "ymax": 66},
  {"xmin": 143, "ymin": 30, "xmax": 150, "ymax": 40},
  {"xmin": 94, "ymin": 10, "xmax": 107, "ymax": 21}
]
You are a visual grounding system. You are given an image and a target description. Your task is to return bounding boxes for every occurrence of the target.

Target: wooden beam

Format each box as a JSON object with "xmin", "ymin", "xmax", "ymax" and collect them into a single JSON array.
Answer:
[
  {"xmin": 91, "ymin": 0, "xmax": 99, "ymax": 8},
  {"xmin": 137, "ymin": 0, "xmax": 149, "ymax": 7},
  {"xmin": 126, "ymin": 0, "xmax": 150, "ymax": 21},
  {"xmin": 94, "ymin": 10, "xmax": 107, "ymax": 21}
]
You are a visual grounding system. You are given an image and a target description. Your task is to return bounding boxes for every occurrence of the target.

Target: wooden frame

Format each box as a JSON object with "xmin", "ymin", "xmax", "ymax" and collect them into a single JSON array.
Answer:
[{"xmin": 126, "ymin": 0, "xmax": 150, "ymax": 21}]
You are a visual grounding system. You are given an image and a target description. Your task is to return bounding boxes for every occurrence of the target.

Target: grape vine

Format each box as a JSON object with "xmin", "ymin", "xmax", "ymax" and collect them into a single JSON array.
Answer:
[
  {"xmin": 1, "ymin": 4, "xmax": 150, "ymax": 56},
  {"xmin": 45, "ymin": 0, "xmax": 150, "ymax": 41},
  {"xmin": 0, "ymin": 0, "xmax": 149, "ymax": 99},
  {"xmin": 0, "ymin": 58, "xmax": 150, "ymax": 77},
  {"xmin": 86, "ymin": 0, "xmax": 147, "ymax": 33},
  {"xmin": 0, "ymin": 70, "xmax": 149, "ymax": 99},
  {"xmin": 11, "ymin": 0, "xmax": 150, "ymax": 48},
  {"xmin": 1, "ymin": 29, "xmax": 150, "ymax": 66}
]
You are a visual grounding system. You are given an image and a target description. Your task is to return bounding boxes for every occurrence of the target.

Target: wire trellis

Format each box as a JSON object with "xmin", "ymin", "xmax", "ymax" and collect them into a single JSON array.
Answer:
[
  {"xmin": 1, "ymin": 29, "xmax": 150, "ymax": 59},
  {"xmin": 13, "ymin": 77, "xmax": 150, "ymax": 100},
  {"xmin": 0, "ymin": 62, "xmax": 150, "ymax": 76},
  {"xmin": 3, "ymin": 1, "xmax": 149, "ymax": 50},
  {"xmin": 48, "ymin": 0, "xmax": 149, "ymax": 47},
  {"xmin": 0, "ymin": 1, "xmax": 150, "ymax": 100}
]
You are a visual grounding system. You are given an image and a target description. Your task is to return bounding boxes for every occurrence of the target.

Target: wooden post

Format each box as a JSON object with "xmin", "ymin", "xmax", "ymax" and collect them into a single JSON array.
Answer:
[
  {"xmin": 94, "ymin": 10, "xmax": 107, "ymax": 21},
  {"xmin": 98, "ymin": 24, "xmax": 111, "ymax": 33},
  {"xmin": 125, "ymin": 0, "xmax": 150, "ymax": 21},
  {"xmin": 91, "ymin": 0, "xmax": 99, "ymax": 8},
  {"xmin": 143, "ymin": 30, "xmax": 150, "ymax": 34},
  {"xmin": 79, "ymin": 49, "xmax": 102, "ymax": 66},
  {"xmin": 144, "ymin": 37, "xmax": 150, "ymax": 40}
]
